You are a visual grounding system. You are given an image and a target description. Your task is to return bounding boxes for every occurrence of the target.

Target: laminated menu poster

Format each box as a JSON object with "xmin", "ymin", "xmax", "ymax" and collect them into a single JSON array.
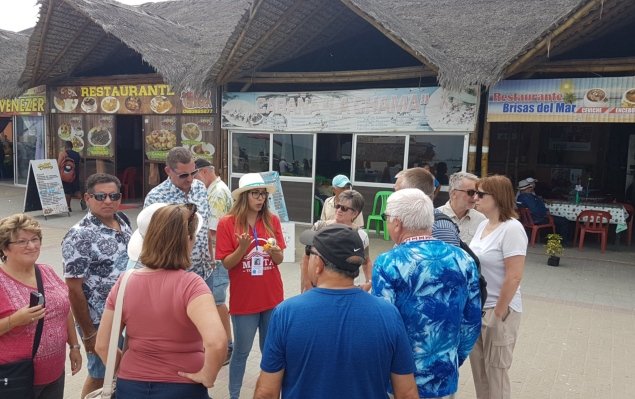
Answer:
[
  {"xmin": 181, "ymin": 115, "xmax": 215, "ymax": 161},
  {"xmin": 144, "ymin": 116, "xmax": 178, "ymax": 161},
  {"xmin": 86, "ymin": 115, "xmax": 115, "ymax": 157},
  {"xmin": 24, "ymin": 159, "xmax": 69, "ymax": 218}
]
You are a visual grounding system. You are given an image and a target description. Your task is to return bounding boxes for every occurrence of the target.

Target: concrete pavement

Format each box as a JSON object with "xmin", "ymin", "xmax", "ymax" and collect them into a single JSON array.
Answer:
[{"xmin": 0, "ymin": 184, "xmax": 633, "ymax": 399}]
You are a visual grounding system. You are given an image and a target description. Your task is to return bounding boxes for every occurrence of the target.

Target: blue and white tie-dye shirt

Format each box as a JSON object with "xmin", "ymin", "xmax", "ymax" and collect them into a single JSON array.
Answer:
[{"xmin": 372, "ymin": 238, "xmax": 482, "ymax": 398}]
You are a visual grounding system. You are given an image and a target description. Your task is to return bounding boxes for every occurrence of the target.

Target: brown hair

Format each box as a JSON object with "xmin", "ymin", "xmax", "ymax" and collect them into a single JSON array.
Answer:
[
  {"xmin": 139, "ymin": 204, "xmax": 198, "ymax": 270},
  {"xmin": 395, "ymin": 168, "xmax": 435, "ymax": 197},
  {"xmin": 476, "ymin": 175, "xmax": 518, "ymax": 222},
  {"xmin": 0, "ymin": 214, "xmax": 42, "ymax": 262},
  {"xmin": 229, "ymin": 191, "xmax": 275, "ymax": 237}
]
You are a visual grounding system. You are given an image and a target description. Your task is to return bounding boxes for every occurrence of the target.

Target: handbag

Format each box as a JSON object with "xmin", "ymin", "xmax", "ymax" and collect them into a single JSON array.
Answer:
[
  {"xmin": 84, "ymin": 269, "xmax": 134, "ymax": 399},
  {"xmin": 0, "ymin": 265, "xmax": 45, "ymax": 399}
]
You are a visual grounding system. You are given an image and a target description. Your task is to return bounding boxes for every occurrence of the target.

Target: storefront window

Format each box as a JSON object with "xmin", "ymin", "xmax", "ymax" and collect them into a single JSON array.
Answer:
[
  {"xmin": 273, "ymin": 134, "xmax": 313, "ymax": 177},
  {"xmin": 355, "ymin": 135, "xmax": 405, "ymax": 183},
  {"xmin": 232, "ymin": 133, "xmax": 270, "ymax": 173},
  {"xmin": 14, "ymin": 116, "xmax": 45, "ymax": 185},
  {"xmin": 407, "ymin": 135, "xmax": 465, "ymax": 185}
]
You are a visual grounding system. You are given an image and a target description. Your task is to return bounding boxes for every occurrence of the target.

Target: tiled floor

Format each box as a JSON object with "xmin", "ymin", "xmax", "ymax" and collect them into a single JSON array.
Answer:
[{"xmin": 0, "ymin": 185, "xmax": 632, "ymax": 399}]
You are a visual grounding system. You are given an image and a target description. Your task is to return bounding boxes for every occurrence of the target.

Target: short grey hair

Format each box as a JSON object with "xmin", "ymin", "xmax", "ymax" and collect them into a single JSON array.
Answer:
[
  {"xmin": 386, "ymin": 188, "xmax": 434, "ymax": 231},
  {"xmin": 395, "ymin": 168, "xmax": 435, "ymax": 197},
  {"xmin": 166, "ymin": 147, "xmax": 193, "ymax": 170},
  {"xmin": 449, "ymin": 171, "xmax": 479, "ymax": 192},
  {"xmin": 337, "ymin": 190, "xmax": 365, "ymax": 213}
]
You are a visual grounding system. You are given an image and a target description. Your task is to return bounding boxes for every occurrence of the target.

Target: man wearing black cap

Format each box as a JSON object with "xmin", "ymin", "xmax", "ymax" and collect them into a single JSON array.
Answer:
[
  {"xmin": 517, "ymin": 177, "xmax": 570, "ymax": 244},
  {"xmin": 254, "ymin": 225, "xmax": 418, "ymax": 399}
]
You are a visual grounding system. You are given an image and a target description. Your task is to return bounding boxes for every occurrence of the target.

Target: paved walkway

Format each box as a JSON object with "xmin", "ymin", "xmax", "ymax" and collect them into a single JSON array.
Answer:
[{"xmin": 1, "ymin": 184, "xmax": 633, "ymax": 399}]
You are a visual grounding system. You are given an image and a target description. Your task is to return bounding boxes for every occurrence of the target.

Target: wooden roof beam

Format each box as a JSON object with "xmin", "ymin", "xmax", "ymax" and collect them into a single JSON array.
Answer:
[
  {"xmin": 525, "ymin": 57, "xmax": 635, "ymax": 74},
  {"xmin": 232, "ymin": 66, "xmax": 434, "ymax": 84},
  {"xmin": 36, "ymin": 18, "xmax": 93, "ymax": 83},
  {"xmin": 30, "ymin": 0, "xmax": 57, "ymax": 87},
  {"xmin": 218, "ymin": 0, "xmax": 306, "ymax": 84}
]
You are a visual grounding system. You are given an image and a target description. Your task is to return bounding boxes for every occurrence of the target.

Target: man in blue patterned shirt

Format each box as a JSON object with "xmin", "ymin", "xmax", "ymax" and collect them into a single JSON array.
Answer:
[
  {"xmin": 144, "ymin": 147, "xmax": 212, "ymax": 280},
  {"xmin": 372, "ymin": 188, "xmax": 482, "ymax": 399}
]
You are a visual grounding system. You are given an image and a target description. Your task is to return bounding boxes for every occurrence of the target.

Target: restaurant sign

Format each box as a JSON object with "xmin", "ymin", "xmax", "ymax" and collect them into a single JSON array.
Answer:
[
  {"xmin": 50, "ymin": 84, "xmax": 213, "ymax": 115},
  {"xmin": 222, "ymin": 87, "xmax": 478, "ymax": 133},
  {"xmin": 0, "ymin": 86, "xmax": 47, "ymax": 117},
  {"xmin": 488, "ymin": 76, "xmax": 635, "ymax": 122}
]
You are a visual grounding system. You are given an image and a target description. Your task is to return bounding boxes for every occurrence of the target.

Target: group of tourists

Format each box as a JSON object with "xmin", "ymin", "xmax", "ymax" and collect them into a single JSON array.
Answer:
[{"xmin": 0, "ymin": 151, "xmax": 528, "ymax": 399}]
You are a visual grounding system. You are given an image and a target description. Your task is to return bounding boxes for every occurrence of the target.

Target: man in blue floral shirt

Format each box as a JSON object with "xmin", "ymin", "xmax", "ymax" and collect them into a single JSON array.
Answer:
[
  {"xmin": 372, "ymin": 188, "xmax": 482, "ymax": 399},
  {"xmin": 63, "ymin": 173, "xmax": 132, "ymax": 398},
  {"xmin": 144, "ymin": 147, "xmax": 212, "ymax": 280}
]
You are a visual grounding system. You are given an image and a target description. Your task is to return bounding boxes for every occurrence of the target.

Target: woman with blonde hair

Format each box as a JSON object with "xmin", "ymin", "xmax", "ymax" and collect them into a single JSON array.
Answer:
[
  {"xmin": 468, "ymin": 175, "xmax": 528, "ymax": 399},
  {"xmin": 95, "ymin": 204, "xmax": 226, "ymax": 398},
  {"xmin": 0, "ymin": 213, "xmax": 81, "ymax": 399},
  {"xmin": 215, "ymin": 173, "xmax": 285, "ymax": 399}
]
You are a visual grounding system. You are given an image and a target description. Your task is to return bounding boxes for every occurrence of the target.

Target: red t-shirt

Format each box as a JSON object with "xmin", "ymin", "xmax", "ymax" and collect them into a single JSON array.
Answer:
[
  {"xmin": 0, "ymin": 264, "xmax": 69, "ymax": 385},
  {"xmin": 105, "ymin": 269, "xmax": 210, "ymax": 383},
  {"xmin": 215, "ymin": 215, "xmax": 285, "ymax": 315}
]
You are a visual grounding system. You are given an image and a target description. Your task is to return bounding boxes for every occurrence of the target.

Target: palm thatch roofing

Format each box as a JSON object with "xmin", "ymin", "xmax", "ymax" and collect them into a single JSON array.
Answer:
[
  {"xmin": 0, "ymin": 29, "xmax": 30, "ymax": 98},
  {"xmin": 19, "ymin": 0, "xmax": 252, "ymax": 94},
  {"xmin": 16, "ymin": 0, "xmax": 635, "ymax": 95}
]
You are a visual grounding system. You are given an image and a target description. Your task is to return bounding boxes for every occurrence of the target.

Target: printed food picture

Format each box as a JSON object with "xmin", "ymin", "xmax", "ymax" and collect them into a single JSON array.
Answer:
[
  {"xmin": 88, "ymin": 127, "xmax": 112, "ymax": 147},
  {"xmin": 101, "ymin": 97, "xmax": 120, "ymax": 113},
  {"xmin": 53, "ymin": 87, "xmax": 79, "ymax": 112},
  {"xmin": 150, "ymin": 96, "xmax": 172, "ymax": 114},
  {"xmin": 182, "ymin": 123, "xmax": 202, "ymax": 141},
  {"xmin": 81, "ymin": 97, "xmax": 97, "ymax": 112},
  {"xmin": 125, "ymin": 96, "xmax": 142, "ymax": 111},
  {"xmin": 191, "ymin": 143, "xmax": 215, "ymax": 157},
  {"xmin": 146, "ymin": 129, "xmax": 177, "ymax": 151}
]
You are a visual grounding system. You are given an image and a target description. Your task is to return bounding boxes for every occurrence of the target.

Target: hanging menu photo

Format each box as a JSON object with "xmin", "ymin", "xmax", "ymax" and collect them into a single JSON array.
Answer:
[
  {"xmin": 86, "ymin": 115, "xmax": 115, "ymax": 157},
  {"xmin": 144, "ymin": 116, "xmax": 178, "ymax": 161},
  {"xmin": 181, "ymin": 115, "xmax": 215, "ymax": 161}
]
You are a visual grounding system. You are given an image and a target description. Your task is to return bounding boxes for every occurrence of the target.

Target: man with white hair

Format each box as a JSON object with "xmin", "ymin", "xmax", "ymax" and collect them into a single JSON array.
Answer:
[
  {"xmin": 372, "ymin": 188, "xmax": 482, "ymax": 399},
  {"xmin": 438, "ymin": 172, "xmax": 486, "ymax": 243}
]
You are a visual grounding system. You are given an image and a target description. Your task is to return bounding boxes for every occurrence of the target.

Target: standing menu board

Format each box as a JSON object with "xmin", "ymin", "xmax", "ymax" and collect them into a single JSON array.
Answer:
[{"xmin": 24, "ymin": 159, "xmax": 69, "ymax": 218}]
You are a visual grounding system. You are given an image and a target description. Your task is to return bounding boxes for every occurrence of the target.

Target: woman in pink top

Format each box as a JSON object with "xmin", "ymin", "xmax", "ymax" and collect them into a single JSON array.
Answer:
[
  {"xmin": 96, "ymin": 204, "xmax": 226, "ymax": 399},
  {"xmin": 0, "ymin": 214, "xmax": 82, "ymax": 399}
]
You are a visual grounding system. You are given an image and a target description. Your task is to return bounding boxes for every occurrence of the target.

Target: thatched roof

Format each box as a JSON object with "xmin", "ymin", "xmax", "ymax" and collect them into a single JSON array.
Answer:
[
  {"xmin": 19, "ymin": 0, "xmax": 252, "ymax": 94},
  {"xmin": 0, "ymin": 29, "xmax": 30, "ymax": 98}
]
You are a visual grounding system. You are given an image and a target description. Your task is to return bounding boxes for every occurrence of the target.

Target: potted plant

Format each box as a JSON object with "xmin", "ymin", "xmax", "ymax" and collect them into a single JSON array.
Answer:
[{"xmin": 545, "ymin": 233, "xmax": 563, "ymax": 266}]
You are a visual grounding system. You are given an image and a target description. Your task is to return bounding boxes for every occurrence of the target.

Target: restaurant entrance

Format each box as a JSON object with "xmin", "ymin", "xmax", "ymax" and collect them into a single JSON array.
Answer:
[
  {"xmin": 0, "ymin": 117, "xmax": 13, "ymax": 182},
  {"xmin": 116, "ymin": 115, "xmax": 143, "ymax": 202}
]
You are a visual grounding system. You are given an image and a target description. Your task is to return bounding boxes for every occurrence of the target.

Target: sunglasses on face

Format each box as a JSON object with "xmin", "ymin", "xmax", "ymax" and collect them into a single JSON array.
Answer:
[
  {"xmin": 381, "ymin": 212, "xmax": 392, "ymax": 221},
  {"xmin": 335, "ymin": 204, "xmax": 355, "ymax": 212},
  {"xmin": 89, "ymin": 192, "xmax": 122, "ymax": 201},
  {"xmin": 474, "ymin": 191, "xmax": 491, "ymax": 199},
  {"xmin": 249, "ymin": 190, "xmax": 268, "ymax": 199},
  {"xmin": 455, "ymin": 189, "xmax": 477, "ymax": 197},
  {"xmin": 174, "ymin": 169, "xmax": 200, "ymax": 179}
]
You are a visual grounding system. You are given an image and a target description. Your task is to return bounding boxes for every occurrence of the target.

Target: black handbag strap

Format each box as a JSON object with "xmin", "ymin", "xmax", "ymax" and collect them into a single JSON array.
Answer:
[{"xmin": 32, "ymin": 264, "xmax": 45, "ymax": 359}]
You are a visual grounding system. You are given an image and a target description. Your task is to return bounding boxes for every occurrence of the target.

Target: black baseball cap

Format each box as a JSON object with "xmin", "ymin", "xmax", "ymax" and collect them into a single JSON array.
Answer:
[
  {"xmin": 194, "ymin": 158, "xmax": 212, "ymax": 169},
  {"xmin": 299, "ymin": 224, "xmax": 365, "ymax": 272}
]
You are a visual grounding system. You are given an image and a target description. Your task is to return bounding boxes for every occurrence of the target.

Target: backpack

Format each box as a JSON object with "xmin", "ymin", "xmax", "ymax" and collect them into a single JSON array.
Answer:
[
  {"xmin": 59, "ymin": 152, "xmax": 76, "ymax": 183},
  {"xmin": 434, "ymin": 212, "xmax": 488, "ymax": 309}
]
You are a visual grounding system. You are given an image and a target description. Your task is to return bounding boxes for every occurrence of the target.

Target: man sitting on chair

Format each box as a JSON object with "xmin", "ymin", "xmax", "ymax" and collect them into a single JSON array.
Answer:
[{"xmin": 517, "ymin": 178, "xmax": 571, "ymax": 244}]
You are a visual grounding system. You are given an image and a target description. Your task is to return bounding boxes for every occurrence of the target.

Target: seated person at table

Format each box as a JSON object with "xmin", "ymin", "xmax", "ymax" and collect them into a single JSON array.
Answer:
[{"xmin": 517, "ymin": 178, "xmax": 571, "ymax": 244}]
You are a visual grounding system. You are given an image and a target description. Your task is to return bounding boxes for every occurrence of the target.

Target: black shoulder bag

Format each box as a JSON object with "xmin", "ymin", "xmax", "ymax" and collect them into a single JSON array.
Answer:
[{"xmin": 0, "ymin": 265, "xmax": 45, "ymax": 399}]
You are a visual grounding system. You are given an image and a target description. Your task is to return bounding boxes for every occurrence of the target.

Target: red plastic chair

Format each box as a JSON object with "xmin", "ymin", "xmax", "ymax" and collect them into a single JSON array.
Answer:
[
  {"xmin": 120, "ymin": 167, "xmax": 137, "ymax": 200},
  {"xmin": 575, "ymin": 210, "xmax": 612, "ymax": 253},
  {"xmin": 619, "ymin": 203, "xmax": 633, "ymax": 246},
  {"xmin": 518, "ymin": 207, "xmax": 556, "ymax": 247}
]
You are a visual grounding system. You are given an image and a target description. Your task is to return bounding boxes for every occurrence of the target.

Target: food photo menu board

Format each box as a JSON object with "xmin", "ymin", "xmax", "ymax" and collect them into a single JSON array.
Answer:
[
  {"xmin": 50, "ymin": 84, "xmax": 213, "ymax": 115},
  {"xmin": 54, "ymin": 115, "xmax": 86, "ymax": 154},
  {"xmin": 144, "ymin": 115, "xmax": 217, "ymax": 162},
  {"xmin": 85, "ymin": 115, "xmax": 115, "ymax": 157}
]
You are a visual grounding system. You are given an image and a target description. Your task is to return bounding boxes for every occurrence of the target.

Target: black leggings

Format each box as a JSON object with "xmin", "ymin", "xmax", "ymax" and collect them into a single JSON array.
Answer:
[{"xmin": 33, "ymin": 373, "xmax": 65, "ymax": 399}]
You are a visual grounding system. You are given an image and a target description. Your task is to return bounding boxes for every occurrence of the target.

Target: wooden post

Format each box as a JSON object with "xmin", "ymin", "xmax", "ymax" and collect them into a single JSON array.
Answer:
[{"xmin": 481, "ymin": 122, "xmax": 491, "ymax": 177}]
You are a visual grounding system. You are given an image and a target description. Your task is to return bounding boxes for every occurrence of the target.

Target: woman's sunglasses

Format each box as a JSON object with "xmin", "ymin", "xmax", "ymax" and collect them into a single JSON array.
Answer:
[
  {"xmin": 335, "ymin": 204, "xmax": 355, "ymax": 212},
  {"xmin": 183, "ymin": 203, "xmax": 198, "ymax": 223},
  {"xmin": 474, "ymin": 191, "xmax": 491, "ymax": 199}
]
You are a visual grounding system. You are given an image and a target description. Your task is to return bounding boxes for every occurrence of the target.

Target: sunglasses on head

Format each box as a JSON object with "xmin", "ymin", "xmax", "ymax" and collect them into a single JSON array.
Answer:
[
  {"xmin": 89, "ymin": 192, "xmax": 122, "ymax": 201},
  {"xmin": 174, "ymin": 169, "xmax": 200, "ymax": 179},
  {"xmin": 183, "ymin": 203, "xmax": 198, "ymax": 222},
  {"xmin": 455, "ymin": 189, "xmax": 477, "ymax": 197},
  {"xmin": 335, "ymin": 204, "xmax": 355, "ymax": 212}
]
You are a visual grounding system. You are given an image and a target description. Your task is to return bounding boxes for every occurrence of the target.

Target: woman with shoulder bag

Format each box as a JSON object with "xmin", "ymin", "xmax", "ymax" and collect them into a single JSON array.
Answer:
[
  {"xmin": 0, "ymin": 214, "xmax": 82, "ymax": 399},
  {"xmin": 95, "ymin": 204, "xmax": 227, "ymax": 399}
]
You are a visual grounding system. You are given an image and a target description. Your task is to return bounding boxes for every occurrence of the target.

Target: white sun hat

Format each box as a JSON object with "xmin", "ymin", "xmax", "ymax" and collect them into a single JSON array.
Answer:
[{"xmin": 231, "ymin": 173, "xmax": 276, "ymax": 201}]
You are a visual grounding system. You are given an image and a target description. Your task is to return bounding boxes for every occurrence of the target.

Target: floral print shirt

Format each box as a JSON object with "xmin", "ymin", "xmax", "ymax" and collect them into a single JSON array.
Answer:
[
  {"xmin": 144, "ymin": 178, "xmax": 212, "ymax": 280},
  {"xmin": 372, "ymin": 239, "xmax": 482, "ymax": 398},
  {"xmin": 62, "ymin": 212, "xmax": 132, "ymax": 324}
]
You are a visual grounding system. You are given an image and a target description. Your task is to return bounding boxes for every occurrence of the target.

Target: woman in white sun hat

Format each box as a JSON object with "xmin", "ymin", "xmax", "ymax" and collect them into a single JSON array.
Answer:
[{"xmin": 215, "ymin": 173, "xmax": 285, "ymax": 399}]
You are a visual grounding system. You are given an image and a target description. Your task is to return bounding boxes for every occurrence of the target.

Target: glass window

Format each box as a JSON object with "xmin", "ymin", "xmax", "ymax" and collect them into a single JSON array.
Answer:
[
  {"xmin": 408, "ymin": 135, "xmax": 465, "ymax": 185},
  {"xmin": 232, "ymin": 133, "xmax": 270, "ymax": 173},
  {"xmin": 355, "ymin": 135, "xmax": 405, "ymax": 183},
  {"xmin": 15, "ymin": 116, "xmax": 46, "ymax": 185},
  {"xmin": 273, "ymin": 134, "xmax": 313, "ymax": 177}
]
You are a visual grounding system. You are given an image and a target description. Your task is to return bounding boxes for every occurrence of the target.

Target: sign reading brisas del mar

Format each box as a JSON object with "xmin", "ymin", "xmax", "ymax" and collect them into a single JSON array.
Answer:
[
  {"xmin": 0, "ymin": 86, "xmax": 47, "ymax": 116},
  {"xmin": 51, "ymin": 84, "xmax": 213, "ymax": 115}
]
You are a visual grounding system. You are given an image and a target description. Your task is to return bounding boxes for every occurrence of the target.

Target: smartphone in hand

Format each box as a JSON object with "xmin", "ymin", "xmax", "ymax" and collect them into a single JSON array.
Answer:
[{"xmin": 29, "ymin": 292, "xmax": 44, "ymax": 307}]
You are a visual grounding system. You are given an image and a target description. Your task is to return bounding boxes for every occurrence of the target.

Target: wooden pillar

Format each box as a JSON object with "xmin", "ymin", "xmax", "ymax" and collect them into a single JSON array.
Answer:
[
  {"xmin": 467, "ymin": 131, "xmax": 478, "ymax": 173},
  {"xmin": 481, "ymin": 122, "xmax": 491, "ymax": 177}
]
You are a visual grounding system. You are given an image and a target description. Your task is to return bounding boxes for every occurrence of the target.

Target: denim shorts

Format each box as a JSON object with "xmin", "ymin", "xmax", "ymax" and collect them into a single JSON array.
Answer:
[
  {"xmin": 116, "ymin": 378, "xmax": 209, "ymax": 399},
  {"xmin": 77, "ymin": 324, "xmax": 106, "ymax": 379},
  {"xmin": 207, "ymin": 262, "xmax": 229, "ymax": 305}
]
